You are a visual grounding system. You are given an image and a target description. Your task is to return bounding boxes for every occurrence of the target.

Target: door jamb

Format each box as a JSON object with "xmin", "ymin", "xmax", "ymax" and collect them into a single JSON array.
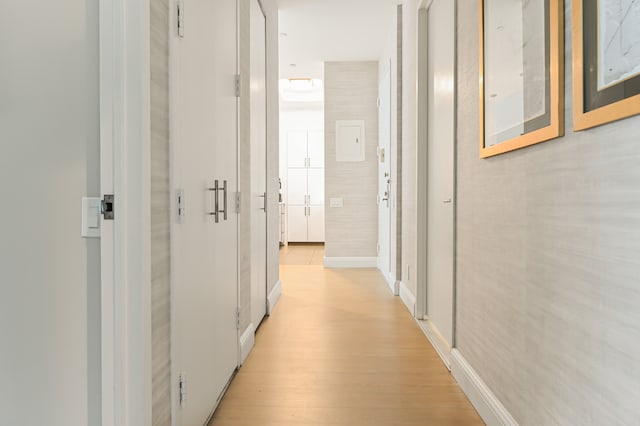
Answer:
[
  {"xmin": 416, "ymin": 0, "xmax": 430, "ymax": 321},
  {"xmin": 100, "ymin": 0, "xmax": 153, "ymax": 424}
]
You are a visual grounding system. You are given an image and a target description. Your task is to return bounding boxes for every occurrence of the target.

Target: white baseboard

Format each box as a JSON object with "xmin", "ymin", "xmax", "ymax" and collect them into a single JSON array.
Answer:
[
  {"xmin": 267, "ymin": 280, "xmax": 282, "ymax": 315},
  {"xmin": 451, "ymin": 349, "xmax": 518, "ymax": 426},
  {"xmin": 324, "ymin": 257, "xmax": 378, "ymax": 268},
  {"xmin": 416, "ymin": 319, "xmax": 451, "ymax": 369},
  {"xmin": 239, "ymin": 323, "xmax": 255, "ymax": 365},
  {"xmin": 399, "ymin": 281, "xmax": 416, "ymax": 316}
]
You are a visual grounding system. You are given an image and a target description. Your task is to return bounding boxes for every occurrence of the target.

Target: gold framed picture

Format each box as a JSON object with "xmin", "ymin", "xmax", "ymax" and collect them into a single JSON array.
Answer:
[
  {"xmin": 573, "ymin": 0, "xmax": 640, "ymax": 131},
  {"xmin": 479, "ymin": 0, "xmax": 564, "ymax": 158}
]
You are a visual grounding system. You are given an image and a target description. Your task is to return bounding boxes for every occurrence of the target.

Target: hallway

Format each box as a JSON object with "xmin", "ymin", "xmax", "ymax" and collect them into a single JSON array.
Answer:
[{"xmin": 209, "ymin": 264, "xmax": 483, "ymax": 425}]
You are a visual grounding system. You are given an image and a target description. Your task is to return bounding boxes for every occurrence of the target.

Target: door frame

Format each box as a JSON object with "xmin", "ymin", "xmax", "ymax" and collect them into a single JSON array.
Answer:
[
  {"xmin": 415, "ymin": 0, "xmax": 458, "ymax": 354},
  {"xmin": 377, "ymin": 60, "xmax": 395, "ymax": 292},
  {"xmin": 100, "ymin": 0, "xmax": 153, "ymax": 424}
]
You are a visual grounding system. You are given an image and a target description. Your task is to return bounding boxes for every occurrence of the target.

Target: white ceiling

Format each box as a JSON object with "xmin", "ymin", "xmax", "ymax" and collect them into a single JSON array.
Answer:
[{"xmin": 277, "ymin": 0, "xmax": 400, "ymax": 80}]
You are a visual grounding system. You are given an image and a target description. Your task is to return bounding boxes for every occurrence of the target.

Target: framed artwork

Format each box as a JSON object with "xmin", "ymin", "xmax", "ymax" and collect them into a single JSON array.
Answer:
[
  {"xmin": 479, "ymin": 0, "xmax": 564, "ymax": 158},
  {"xmin": 573, "ymin": 0, "xmax": 640, "ymax": 130}
]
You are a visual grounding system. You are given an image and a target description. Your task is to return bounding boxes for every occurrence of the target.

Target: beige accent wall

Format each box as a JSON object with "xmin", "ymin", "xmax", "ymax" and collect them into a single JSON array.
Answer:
[
  {"xmin": 324, "ymin": 61, "xmax": 379, "ymax": 259},
  {"xmin": 456, "ymin": 1, "xmax": 640, "ymax": 424},
  {"xmin": 150, "ymin": 0, "xmax": 171, "ymax": 424}
]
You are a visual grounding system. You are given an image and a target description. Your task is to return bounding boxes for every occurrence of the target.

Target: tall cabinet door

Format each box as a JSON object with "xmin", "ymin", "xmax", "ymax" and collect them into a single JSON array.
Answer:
[
  {"xmin": 307, "ymin": 168, "xmax": 324, "ymax": 206},
  {"xmin": 287, "ymin": 206, "xmax": 308, "ymax": 242},
  {"xmin": 307, "ymin": 205, "xmax": 325, "ymax": 242},
  {"xmin": 287, "ymin": 168, "xmax": 307, "ymax": 206},
  {"xmin": 307, "ymin": 130, "xmax": 325, "ymax": 168},
  {"xmin": 171, "ymin": 0, "xmax": 238, "ymax": 424},
  {"xmin": 287, "ymin": 131, "xmax": 307, "ymax": 168}
]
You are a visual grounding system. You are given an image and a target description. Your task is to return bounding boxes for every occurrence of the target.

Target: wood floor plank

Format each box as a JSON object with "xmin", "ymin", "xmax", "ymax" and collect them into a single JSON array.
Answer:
[{"xmin": 208, "ymin": 264, "xmax": 484, "ymax": 425}]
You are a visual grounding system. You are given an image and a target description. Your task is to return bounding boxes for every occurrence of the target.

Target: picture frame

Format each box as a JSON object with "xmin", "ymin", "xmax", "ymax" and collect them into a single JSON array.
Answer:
[
  {"xmin": 573, "ymin": 0, "xmax": 640, "ymax": 131},
  {"xmin": 479, "ymin": 0, "xmax": 564, "ymax": 158}
]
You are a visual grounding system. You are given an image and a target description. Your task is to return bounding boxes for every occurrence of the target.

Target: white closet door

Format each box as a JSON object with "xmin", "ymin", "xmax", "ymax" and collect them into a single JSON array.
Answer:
[
  {"xmin": 287, "ymin": 130, "xmax": 307, "ymax": 168},
  {"xmin": 287, "ymin": 205, "xmax": 308, "ymax": 242},
  {"xmin": 307, "ymin": 168, "xmax": 324, "ymax": 206},
  {"xmin": 287, "ymin": 168, "xmax": 308, "ymax": 205},
  {"xmin": 172, "ymin": 0, "xmax": 238, "ymax": 424},
  {"xmin": 250, "ymin": 0, "xmax": 268, "ymax": 336},
  {"xmin": 307, "ymin": 130, "xmax": 325, "ymax": 168},
  {"xmin": 307, "ymin": 205, "xmax": 325, "ymax": 242}
]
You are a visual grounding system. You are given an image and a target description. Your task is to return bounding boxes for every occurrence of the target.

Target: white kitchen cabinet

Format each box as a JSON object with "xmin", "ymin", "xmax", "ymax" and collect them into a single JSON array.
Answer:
[
  {"xmin": 286, "ymin": 130, "xmax": 325, "ymax": 242},
  {"xmin": 307, "ymin": 205, "xmax": 325, "ymax": 241},
  {"xmin": 287, "ymin": 130, "xmax": 308, "ymax": 168}
]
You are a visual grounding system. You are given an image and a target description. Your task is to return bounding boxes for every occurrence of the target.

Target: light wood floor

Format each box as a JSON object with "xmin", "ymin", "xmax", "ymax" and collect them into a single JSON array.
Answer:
[
  {"xmin": 209, "ymin": 264, "xmax": 484, "ymax": 425},
  {"xmin": 278, "ymin": 243, "xmax": 325, "ymax": 265}
]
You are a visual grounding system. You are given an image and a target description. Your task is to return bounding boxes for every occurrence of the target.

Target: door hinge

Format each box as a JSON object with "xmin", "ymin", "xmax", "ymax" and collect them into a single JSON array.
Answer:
[
  {"xmin": 177, "ymin": 2, "xmax": 185, "ymax": 38},
  {"xmin": 178, "ymin": 373, "xmax": 187, "ymax": 407},
  {"xmin": 101, "ymin": 194, "xmax": 114, "ymax": 220},
  {"xmin": 235, "ymin": 74, "xmax": 241, "ymax": 97},
  {"xmin": 377, "ymin": 243, "xmax": 380, "ymax": 255},
  {"xmin": 235, "ymin": 192, "xmax": 241, "ymax": 213},
  {"xmin": 377, "ymin": 97, "xmax": 380, "ymax": 108},
  {"xmin": 236, "ymin": 307, "xmax": 241, "ymax": 330}
]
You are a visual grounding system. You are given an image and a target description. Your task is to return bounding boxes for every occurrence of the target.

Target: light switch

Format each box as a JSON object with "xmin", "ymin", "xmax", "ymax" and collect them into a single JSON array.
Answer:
[
  {"xmin": 330, "ymin": 198, "xmax": 343, "ymax": 208},
  {"xmin": 82, "ymin": 197, "xmax": 101, "ymax": 238}
]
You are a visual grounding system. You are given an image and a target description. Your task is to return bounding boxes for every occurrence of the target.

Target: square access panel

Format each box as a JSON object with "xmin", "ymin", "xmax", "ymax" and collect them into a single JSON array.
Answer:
[{"xmin": 335, "ymin": 120, "xmax": 365, "ymax": 162}]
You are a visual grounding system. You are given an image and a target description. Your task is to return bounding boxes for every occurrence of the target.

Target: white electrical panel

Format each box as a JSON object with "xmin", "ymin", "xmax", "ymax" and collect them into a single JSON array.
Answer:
[{"xmin": 335, "ymin": 120, "xmax": 365, "ymax": 162}]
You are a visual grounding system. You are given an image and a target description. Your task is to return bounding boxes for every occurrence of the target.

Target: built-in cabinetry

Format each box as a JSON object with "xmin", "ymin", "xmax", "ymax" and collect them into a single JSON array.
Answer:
[{"xmin": 287, "ymin": 130, "xmax": 325, "ymax": 242}]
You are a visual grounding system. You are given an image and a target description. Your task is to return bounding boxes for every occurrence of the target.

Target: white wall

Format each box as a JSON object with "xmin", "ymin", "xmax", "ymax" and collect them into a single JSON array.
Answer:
[{"xmin": 0, "ymin": 1, "xmax": 101, "ymax": 424}]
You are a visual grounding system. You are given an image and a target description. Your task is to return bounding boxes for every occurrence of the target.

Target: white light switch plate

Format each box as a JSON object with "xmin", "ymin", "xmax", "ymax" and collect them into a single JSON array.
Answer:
[
  {"xmin": 82, "ymin": 197, "xmax": 101, "ymax": 238},
  {"xmin": 330, "ymin": 197, "xmax": 343, "ymax": 208}
]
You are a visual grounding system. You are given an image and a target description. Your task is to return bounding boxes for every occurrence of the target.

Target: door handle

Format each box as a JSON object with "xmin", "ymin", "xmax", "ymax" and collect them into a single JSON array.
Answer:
[
  {"xmin": 258, "ymin": 192, "xmax": 267, "ymax": 212},
  {"xmin": 207, "ymin": 180, "xmax": 220, "ymax": 222},
  {"xmin": 442, "ymin": 198, "xmax": 452, "ymax": 204},
  {"xmin": 220, "ymin": 180, "xmax": 228, "ymax": 220}
]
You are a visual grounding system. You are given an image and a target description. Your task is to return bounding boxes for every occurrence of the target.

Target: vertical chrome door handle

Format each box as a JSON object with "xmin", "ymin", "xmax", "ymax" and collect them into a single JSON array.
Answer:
[
  {"xmin": 259, "ymin": 192, "xmax": 267, "ymax": 212},
  {"xmin": 207, "ymin": 180, "xmax": 220, "ymax": 222},
  {"xmin": 220, "ymin": 180, "xmax": 228, "ymax": 220}
]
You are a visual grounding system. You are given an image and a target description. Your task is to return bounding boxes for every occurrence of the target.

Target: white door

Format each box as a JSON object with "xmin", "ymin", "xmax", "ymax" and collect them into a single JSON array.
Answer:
[
  {"xmin": 378, "ymin": 65, "xmax": 392, "ymax": 281},
  {"xmin": 1, "ymin": 2, "xmax": 101, "ymax": 424},
  {"xmin": 171, "ymin": 0, "xmax": 238, "ymax": 424},
  {"xmin": 287, "ymin": 130, "xmax": 308, "ymax": 168},
  {"xmin": 250, "ymin": 0, "xmax": 267, "ymax": 329},
  {"xmin": 426, "ymin": 0, "xmax": 455, "ymax": 348}
]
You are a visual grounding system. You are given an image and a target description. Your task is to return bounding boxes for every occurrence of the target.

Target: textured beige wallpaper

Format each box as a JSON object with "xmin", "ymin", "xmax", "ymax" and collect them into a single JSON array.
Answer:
[
  {"xmin": 150, "ymin": 0, "xmax": 171, "ymax": 424},
  {"xmin": 456, "ymin": 1, "xmax": 640, "ymax": 424},
  {"xmin": 324, "ymin": 61, "xmax": 379, "ymax": 258}
]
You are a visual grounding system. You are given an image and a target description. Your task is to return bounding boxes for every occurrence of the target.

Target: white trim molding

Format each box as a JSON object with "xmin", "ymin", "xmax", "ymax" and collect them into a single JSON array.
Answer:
[
  {"xmin": 100, "ymin": 0, "xmax": 152, "ymax": 424},
  {"xmin": 416, "ymin": 319, "xmax": 451, "ymax": 369},
  {"xmin": 239, "ymin": 323, "xmax": 255, "ymax": 365},
  {"xmin": 267, "ymin": 280, "xmax": 282, "ymax": 315},
  {"xmin": 451, "ymin": 349, "xmax": 518, "ymax": 426},
  {"xmin": 324, "ymin": 257, "xmax": 378, "ymax": 268},
  {"xmin": 399, "ymin": 281, "xmax": 416, "ymax": 317}
]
